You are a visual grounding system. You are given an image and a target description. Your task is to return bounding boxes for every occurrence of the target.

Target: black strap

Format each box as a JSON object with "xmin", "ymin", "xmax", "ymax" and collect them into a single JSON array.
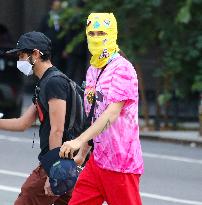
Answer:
[
  {"xmin": 86, "ymin": 68, "xmax": 105, "ymax": 147},
  {"xmin": 37, "ymin": 69, "xmax": 80, "ymax": 131},
  {"xmin": 68, "ymin": 81, "xmax": 78, "ymax": 130},
  {"xmin": 87, "ymin": 67, "xmax": 105, "ymax": 124}
]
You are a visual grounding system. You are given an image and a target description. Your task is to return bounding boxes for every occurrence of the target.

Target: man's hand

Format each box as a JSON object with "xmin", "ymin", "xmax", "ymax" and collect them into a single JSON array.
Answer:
[
  {"xmin": 59, "ymin": 138, "xmax": 83, "ymax": 159},
  {"xmin": 44, "ymin": 177, "xmax": 54, "ymax": 196}
]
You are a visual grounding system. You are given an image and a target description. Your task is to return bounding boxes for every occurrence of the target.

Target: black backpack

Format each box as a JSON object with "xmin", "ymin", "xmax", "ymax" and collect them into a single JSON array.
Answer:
[{"xmin": 35, "ymin": 69, "xmax": 87, "ymax": 140}]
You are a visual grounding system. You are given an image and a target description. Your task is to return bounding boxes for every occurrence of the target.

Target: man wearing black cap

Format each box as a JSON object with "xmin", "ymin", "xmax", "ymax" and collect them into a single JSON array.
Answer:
[{"xmin": 0, "ymin": 31, "xmax": 85, "ymax": 204}]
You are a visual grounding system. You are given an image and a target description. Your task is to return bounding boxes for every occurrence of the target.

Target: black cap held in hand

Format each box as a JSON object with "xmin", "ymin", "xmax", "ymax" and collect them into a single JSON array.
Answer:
[
  {"xmin": 6, "ymin": 31, "xmax": 52, "ymax": 54},
  {"xmin": 40, "ymin": 147, "xmax": 78, "ymax": 195}
]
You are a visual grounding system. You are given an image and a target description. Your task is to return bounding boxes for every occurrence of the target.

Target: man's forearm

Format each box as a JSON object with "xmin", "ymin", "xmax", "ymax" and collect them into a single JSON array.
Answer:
[
  {"xmin": 49, "ymin": 129, "xmax": 63, "ymax": 150},
  {"xmin": 0, "ymin": 104, "xmax": 36, "ymax": 132},
  {"xmin": 78, "ymin": 113, "xmax": 111, "ymax": 144},
  {"xmin": 77, "ymin": 142, "xmax": 91, "ymax": 158},
  {"xmin": 77, "ymin": 103, "xmax": 123, "ymax": 144},
  {"xmin": 0, "ymin": 118, "xmax": 25, "ymax": 131}
]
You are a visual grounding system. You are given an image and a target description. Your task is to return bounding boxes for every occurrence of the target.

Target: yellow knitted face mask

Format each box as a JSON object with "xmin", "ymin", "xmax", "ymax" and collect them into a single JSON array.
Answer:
[{"xmin": 86, "ymin": 13, "xmax": 119, "ymax": 68}]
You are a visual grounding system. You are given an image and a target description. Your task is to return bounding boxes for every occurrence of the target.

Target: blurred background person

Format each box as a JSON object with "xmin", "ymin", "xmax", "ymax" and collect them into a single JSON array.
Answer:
[
  {"xmin": 0, "ymin": 24, "xmax": 13, "ymax": 49},
  {"xmin": 39, "ymin": 0, "xmax": 88, "ymax": 86},
  {"xmin": 0, "ymin": 24, "xmax": 24, "ymax": 118},
  {"xmin": 39, "ymin": 0, "xmax": 67, "ymax": 73},
  {"xmin": 59, "ymin": 0, "xmax": 88, "ymax": 86}
]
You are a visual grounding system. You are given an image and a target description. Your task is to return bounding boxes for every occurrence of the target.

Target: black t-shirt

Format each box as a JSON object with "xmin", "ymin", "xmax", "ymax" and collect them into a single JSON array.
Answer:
[{"xmin": 36, "ymin": 67, "xmax": 71, "ymax": 160}]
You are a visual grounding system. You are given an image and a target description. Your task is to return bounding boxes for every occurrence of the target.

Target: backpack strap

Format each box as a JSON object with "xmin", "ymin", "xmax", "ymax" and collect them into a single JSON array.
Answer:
[
  {"xmin": 68, "ymin": 80, "xmax": 77, "ymax": 130},
  {"xmin": 86, "ymin": 67, "xmax": 106, "ymax": 147},
  {"xmin": 87, "ymin": 67, "xmax": 105, "ymax": 122},
  {"xmin": 38, "ymin": 70, "xmax": 66, "ymax": 112},
  {"xmin": 38, "ymin": 69, "xmax": 81, "ymax": 131}
]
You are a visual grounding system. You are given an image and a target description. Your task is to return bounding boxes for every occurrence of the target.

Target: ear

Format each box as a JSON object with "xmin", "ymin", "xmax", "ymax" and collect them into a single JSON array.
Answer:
[{"xmin": 32, "ymin": 49, "xmax": 41, "ymax": 59}]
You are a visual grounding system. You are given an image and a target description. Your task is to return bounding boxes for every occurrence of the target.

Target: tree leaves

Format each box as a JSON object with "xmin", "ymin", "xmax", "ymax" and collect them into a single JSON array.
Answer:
[
  {"xmin": 176, "ymin": 0, "xmax": 192, "ymax": 24},
  {"xmin": 59, "ymin": 0, "xmax": 202, "ymax": 94}
]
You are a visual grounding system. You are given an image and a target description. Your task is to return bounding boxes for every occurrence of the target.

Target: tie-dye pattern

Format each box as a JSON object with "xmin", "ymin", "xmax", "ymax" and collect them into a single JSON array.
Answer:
[{"xmin": 84, "ymin": 56, "xmax": 144, "ymax": 174}]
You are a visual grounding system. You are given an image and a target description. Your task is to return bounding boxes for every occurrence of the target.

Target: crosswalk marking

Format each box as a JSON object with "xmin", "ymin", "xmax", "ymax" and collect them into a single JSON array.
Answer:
[
  {"xmin": 0, "ymin": 134, "xmax": 39, "ymax": 144},
  {"xmin": 0, "ymin": 185, "xmax": 20, "ymax": 193},
  {"xmin": 0, "ymin": 169, "xmax": 29, "ymax": 178}
]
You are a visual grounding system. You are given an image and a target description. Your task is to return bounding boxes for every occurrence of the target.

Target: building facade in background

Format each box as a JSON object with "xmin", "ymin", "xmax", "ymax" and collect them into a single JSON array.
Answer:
[{"xmin": 0, "ymin": 0, "xmax": 50, "ymax": 43}]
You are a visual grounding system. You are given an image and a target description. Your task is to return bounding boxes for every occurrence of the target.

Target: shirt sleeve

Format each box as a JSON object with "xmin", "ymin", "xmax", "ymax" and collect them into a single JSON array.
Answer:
[
  {"xmin": 107, "ymin": 64, "xmax": 138, "ymax": 104},
  {"xmin": 45, "ymin": 76, "xmax": 70, "ymax": 103}
]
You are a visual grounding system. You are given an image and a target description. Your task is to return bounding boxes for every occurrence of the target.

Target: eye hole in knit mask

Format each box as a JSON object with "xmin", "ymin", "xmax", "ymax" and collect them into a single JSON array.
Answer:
[{"xmin": 88, "ymin": 31, "xmax": 107, "ymax": 37}]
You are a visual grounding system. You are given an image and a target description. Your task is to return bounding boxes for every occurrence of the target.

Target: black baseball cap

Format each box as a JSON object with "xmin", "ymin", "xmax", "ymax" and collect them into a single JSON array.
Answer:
[
  {"xmin": 40, "ymin": 147, "xmax": 78, "ymax": 195},
  {"xmin": 6, "ymin": 31, "xmax": 52, "ymax": 54}
]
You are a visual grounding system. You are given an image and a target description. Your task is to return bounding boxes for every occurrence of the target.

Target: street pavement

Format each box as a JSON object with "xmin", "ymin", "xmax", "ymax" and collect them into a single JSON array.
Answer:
[
  {"xmin": 0, "ymin": 128, "xmax": 202, "ymax": 205},
  {"xmin": 0, "ymin": 128, "xmax": 40, "ymax": 205},
  {"xmin": 0, "ymin": 93, "xmax": 202, "ymax": 205}
]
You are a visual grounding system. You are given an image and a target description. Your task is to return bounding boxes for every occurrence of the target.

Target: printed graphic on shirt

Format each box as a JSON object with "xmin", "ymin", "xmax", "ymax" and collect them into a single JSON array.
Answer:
[
  {"xmin": 85, "ymin": 86, "xmax": 95, "ymax": 105},
  {"xmin": 85, "ymin": 86, "xmax": 105, "ymax": 120},
  {"xmin": 94, "ymin": 90, "xmax": 104, "ymax": 121}
]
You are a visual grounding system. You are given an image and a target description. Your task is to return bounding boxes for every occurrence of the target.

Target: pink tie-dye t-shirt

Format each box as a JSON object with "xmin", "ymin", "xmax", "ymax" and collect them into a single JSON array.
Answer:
[{"xmin": 84, "ymin": 55, "xmax": 144, "ymax": 174}]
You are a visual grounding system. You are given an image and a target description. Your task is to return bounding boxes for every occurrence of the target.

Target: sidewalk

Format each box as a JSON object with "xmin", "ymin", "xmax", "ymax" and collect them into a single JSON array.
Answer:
[
  {"xmin": 140, "ymin": 130, "xmax": 202, "ymax": 146},
  {"xmin": 139, "ymin": 118, "xmax": 202, "ymax": 146}
]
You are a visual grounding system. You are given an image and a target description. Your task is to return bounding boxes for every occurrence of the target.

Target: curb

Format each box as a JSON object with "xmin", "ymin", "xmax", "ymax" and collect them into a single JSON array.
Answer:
[{"xmin": 140, "ymin": 132, "xmax": 202, "ymax": 147}]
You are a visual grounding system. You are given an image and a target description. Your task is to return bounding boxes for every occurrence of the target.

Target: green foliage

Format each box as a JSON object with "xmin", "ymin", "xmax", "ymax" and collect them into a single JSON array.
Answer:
[
  {"xmin": 158, "ymin": 92, "xmax": 172, "ymax": 106},
  {"xmin": 65, "ymin": 31, "xmax": 85, "ymax": 53},
  {"xmin": 59, "ymin": 0, "xmax": 202, "ymax": 103},
  {"xmin": 176, "ymin": 0, "xmax": 192, "ymax": 23}
]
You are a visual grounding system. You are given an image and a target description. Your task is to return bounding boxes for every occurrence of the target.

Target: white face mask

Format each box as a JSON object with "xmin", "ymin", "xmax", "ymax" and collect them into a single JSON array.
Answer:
[{"xmin": 17, "ymin": 57, "xmax": 33, "ymax": 76}]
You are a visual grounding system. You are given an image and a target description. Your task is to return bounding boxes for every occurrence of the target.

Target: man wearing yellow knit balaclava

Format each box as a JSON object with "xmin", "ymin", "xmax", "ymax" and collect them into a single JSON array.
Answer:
[
  {"xmin": 86, "ymin": 13, "xmax": 120, "ymax": 69},
  {"xmin": 60, "ymin": 12, "xmax": 143, "ymax": 205}
]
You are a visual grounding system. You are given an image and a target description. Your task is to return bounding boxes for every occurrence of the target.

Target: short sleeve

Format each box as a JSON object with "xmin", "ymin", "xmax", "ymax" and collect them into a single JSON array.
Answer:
[
  {"xmin": 45, "ymin": 76, "xmax": 70, "ymax": 102},
  {"xmin": 107, "ymin": 64, "xmax": 138, "ymax": 104}
]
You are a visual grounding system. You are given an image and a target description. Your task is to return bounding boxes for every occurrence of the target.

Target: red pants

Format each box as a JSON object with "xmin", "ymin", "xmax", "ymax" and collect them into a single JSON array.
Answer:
[
  {"xmin": 14, "ymin": 165, "xmax": 71, "ymax": 205},
  {"xmin": 69, "ymin": 155, "xmax": 142, "ymax": 205}
]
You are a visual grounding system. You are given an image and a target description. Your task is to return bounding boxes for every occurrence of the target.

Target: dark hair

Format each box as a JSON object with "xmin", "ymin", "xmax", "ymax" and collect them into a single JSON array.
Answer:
[
  {"xmin": 40, "ymin": 50, "xmax": 52, "ymax": 61},
  {"xmin": 21, "ymin": 49, "xmax": 51, "ymax": 61},
  {"xmin": 118, "ymin": 50, "xmax": 128, "ymax": 60}
]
